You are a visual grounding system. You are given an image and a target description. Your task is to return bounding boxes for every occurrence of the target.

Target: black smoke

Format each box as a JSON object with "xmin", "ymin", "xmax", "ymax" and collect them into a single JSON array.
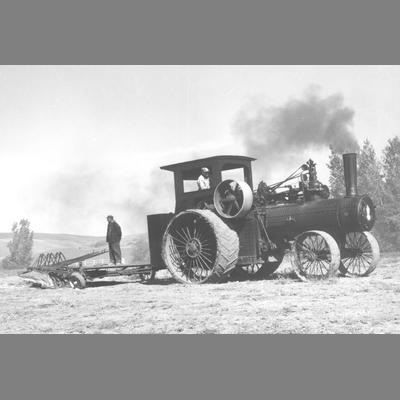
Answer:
[{"xmin": 233, "ymin": 87, "xmax": 359, "ymax": 177}]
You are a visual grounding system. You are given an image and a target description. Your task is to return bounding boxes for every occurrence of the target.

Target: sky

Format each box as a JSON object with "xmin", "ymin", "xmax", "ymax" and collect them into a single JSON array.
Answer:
[{"xmin": 0, "ymin": 65, "xmax": 399, "ymax": 235}]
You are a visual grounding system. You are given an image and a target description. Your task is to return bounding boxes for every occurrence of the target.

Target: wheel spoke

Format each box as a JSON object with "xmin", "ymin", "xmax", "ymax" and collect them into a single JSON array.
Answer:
[
  {"xmin": 168, "ymin": 244, "xmax": 183, "ymax": 269},
  {"xmin": 307, "ymin": 237, "xmax": 316, "ymax": 251},
  {"xmin": 309, "ymin": 261, "xmax": 317, "ymax": 276},
  {"xmin": 346, "ymin": 255, "xmax": 357, "ymax": 273},
  {"xmin": 294, "ymin": 231, "xmax": 340, "ymax": 279},
  {"xmin": 180, "ymin": 228, "xmax": 191, "ymax": 241},
  {"xmin": 196, "ymin": 228, "xmax": 208, "ymax": 243},
  {"xmin": 196, "ymin": 254, "xmax": 208, "ymax": 272},
  {"xmin": 340, "ymin": 232, "xmax": 379, "ymax": 276},
  {"xmin": 303, "ymin": 259, "xmax": 313, "ymax": 271},
  {"xmin": 319, "ymin": 260, "xmax": 329, "ymax": 276},
  {"xmin": 174, "ymin": 229, "xmax": 189, "ymax": 244},
  {"xmin": 193, "ymin": 223, "xmax": 197, "ymax": 239},
  {"xmin": 322, "ymin": 259, "xmax": 330, "ymax": 272},
  {"xmin": 314, "ymin": 235, "xmax": 322, "ymax": 251},
  {"xmin": 350, "ymin": 232, "xmax": 358, "ymax": 248},
  {"xmin": 191, "ymin": 258, "xmax": 200, "ymax": 280},
  {"xmin": 198, "ymin": 251, "xmax": 213, "ymax": 266},
  {"xmin": 296, "ymin": 241, "xmax": 313, "ymax": 255},
  {"xmin": 170, "ymin": 234, "xmax": 187, "ymax": 246},
  {"xmin": 314, "ymin": 260, "xmax": 322, "ymax": 276},
  {"xmin": 357, "ymin": 257, "xmax": 361, "ymax": 275},
  {"xmin": 201, "ymin": 248, "xmax": 213, "ymax": 256},
  {"xmin": 185, "ymin": 227, "xmax": 193, "ymax": 241},
  {"xmin": 199, "ymin": 242, "xmax": 211, "ymax": 251},
  {"xmin": 313, "ymin": 261, "xmax": 320, "ymax": 276}
]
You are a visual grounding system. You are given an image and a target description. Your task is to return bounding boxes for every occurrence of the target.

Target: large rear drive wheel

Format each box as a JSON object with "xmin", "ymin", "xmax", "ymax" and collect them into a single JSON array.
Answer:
[
  {"xmin": 292, "ymin": 230, "xmax": 340, "ymax": 279},
  {"xmin": 162, "ymin": 209, "xmax": 239, "ymax": 283},
  {"xmin": 339, "ymin": 231, "xmax": 380, "ymax": 276}
]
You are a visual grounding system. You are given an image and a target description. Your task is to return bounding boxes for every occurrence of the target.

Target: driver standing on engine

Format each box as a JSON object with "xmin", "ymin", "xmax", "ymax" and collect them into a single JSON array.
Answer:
[{"xmin": 197, "ymin": 167, "xmax": 210, "ymax": 190}]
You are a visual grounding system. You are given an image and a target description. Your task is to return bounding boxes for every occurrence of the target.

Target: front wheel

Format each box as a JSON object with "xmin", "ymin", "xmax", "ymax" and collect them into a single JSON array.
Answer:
[
  {"xmin": 292, "ymin": 230, "xmax": 340, "ymax": 279},
  {"xmin": 339, "ymin": 231, "xmax": 380, "ymax": 276}
]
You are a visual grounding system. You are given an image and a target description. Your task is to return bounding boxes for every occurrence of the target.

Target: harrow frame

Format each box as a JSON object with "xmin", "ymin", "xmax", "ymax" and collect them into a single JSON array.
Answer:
[{"xmin": 21, "ymin": 248, "xmax": 155, "ymax": 288}]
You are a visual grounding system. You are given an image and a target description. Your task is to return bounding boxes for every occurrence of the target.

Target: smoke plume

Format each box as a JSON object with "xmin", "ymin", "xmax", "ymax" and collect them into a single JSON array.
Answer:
[
  {"xmin": 233, "ymin": 87, "xmax": 359, "ymax": 176},
  {"xmin": 34, "ymin": 164, "xmax": 174, "ymax": 235}
]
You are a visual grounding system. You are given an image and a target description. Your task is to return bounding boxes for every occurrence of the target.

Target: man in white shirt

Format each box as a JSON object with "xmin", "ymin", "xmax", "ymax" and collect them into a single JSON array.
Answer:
[{"xmin": 197, "ymin": 167, "xmax": 210, "ymax": 190}]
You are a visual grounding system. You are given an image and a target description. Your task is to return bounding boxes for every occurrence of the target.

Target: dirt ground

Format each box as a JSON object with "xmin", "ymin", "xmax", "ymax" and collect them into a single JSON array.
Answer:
[{"xmin": 1, "ymin": 253, "xmax": 399, "ymax": 334}]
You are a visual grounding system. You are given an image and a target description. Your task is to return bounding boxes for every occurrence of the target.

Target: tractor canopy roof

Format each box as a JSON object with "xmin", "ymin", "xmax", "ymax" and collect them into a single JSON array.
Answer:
[
  {"xmin": 161, "ymin": 156, "xmax": 256, "ymax": 213},
  {"xmin": 161, "ymin": 155, "xmax": 256, "ymax": 180}
]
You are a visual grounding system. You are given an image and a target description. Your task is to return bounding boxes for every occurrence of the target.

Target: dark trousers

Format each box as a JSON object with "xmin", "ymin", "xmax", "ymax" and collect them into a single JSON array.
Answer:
[{"xmin": 108, "ymin": 241, "xmax": 122, "ymax": 264}]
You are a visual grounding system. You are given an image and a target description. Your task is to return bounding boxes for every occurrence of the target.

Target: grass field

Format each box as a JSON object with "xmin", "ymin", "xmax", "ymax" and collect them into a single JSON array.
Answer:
[{"xmin": 0, "ymin": 253, "xmax": 399, "ymax": 334}]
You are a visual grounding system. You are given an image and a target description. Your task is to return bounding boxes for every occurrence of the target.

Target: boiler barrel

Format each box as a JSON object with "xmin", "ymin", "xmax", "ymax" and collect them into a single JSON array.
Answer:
[{"xmin": 263, "ymin": 195, "xmax": 375, "ymax": 239}]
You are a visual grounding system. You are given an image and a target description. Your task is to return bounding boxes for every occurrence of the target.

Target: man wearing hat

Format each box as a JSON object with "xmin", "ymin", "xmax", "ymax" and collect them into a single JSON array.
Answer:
[
  {"xmin": 197, "ymin": 167, "xmax": 210, "ymax": 190},
  {"xmin": 106, "ymin": 215, "xmax": 122, "ymax": 265}
]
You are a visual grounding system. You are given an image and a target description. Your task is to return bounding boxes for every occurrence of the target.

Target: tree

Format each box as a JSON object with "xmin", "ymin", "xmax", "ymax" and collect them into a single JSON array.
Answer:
[
  {"xmin": 357, "ymin": 139, "xmax": 386, "ymax": 205},
  {"xmin": 356, "ymin": 140, "xmax": 388, "ymax": 248},
  {"xmin": 327, "ymin": 146, "xmax": 345, "ymax": 197},
  {"xmin": 382, "ymin": 136, "xmax": 400, "ymax": 195},
  {"xmin": 381, "ymin": 136, "xmax": 400, "ymax": 249},
  {"xmin": 1, "ymin": 219, "xmax": 34, "ymax": 269}
]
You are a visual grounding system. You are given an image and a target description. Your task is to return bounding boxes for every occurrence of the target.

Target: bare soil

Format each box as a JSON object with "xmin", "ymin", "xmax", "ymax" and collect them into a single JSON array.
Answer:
[{"xmin": 1, "ymin": 253, "xmax": 399, "ymax": 334}]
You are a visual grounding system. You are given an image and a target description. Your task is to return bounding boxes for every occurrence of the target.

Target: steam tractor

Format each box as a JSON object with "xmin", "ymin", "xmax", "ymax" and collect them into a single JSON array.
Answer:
[
  {"xmin": 147, "ymin": 153, "xmax": 380, "ymax": 283},
  {"xmin": 21, "ymin": 152, "xmax": 380, "ymax": 289}
]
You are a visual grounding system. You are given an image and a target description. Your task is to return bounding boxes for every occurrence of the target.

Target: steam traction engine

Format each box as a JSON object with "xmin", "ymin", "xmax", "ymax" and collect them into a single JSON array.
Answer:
[{"xmin": 148, "ymin": 153, "xmax": 380, "ymax": 283}]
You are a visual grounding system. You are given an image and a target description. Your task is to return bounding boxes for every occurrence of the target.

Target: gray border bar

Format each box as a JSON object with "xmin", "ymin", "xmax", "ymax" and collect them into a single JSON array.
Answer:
[
  {"xmin": 1, "ymin": 0, "xmax": 400, "ymax": 64},
  {"xmin": 1, "ymin": 335, "xmax": 399, "ymax": 400}
]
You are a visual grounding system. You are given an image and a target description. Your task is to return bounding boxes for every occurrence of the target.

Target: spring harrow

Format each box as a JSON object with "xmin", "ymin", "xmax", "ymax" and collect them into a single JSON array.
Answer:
[
  {"xmin": 20, "ymin": 247, "xmax": 155, "ymax": 288},
  {"xmin": 21, "ymin": 248, "xmax": 109, "ymax": 288},
  {"xmin": 31, "ymin": 251, "xmax": 67, "ymax": 269}
]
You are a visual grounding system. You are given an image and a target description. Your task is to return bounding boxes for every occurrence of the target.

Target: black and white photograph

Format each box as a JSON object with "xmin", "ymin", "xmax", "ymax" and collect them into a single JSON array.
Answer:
[{"xmin": 1, "ymin": 65, "xmax": 399, "ymax": 334}]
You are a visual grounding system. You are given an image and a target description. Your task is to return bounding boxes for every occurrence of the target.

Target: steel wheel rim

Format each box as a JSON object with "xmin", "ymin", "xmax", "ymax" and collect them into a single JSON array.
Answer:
[
  {"xmin": 164, "ymin": 213, "xmax": 217, "ymax": 283},
  {"xmin": 70, "ymin": 273, "xmax": 86, "ymax": 289},
  {"xmin": 340, "ymin": 232, "xmax": 378, "ymax": 276},
  {"xmin": 295, "ymin": 233, "xmax": 333, "ymax": 278},
  {"xmin": 71, "ymin": 278, "xmax": 81, "ymax": 288}
]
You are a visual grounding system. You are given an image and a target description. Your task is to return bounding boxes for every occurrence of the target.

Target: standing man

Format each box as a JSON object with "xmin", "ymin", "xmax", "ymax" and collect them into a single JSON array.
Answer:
[
  {"xmin": 197, "ymin": 167, "xmax": 210, "ymax": 190},
  {"xmin": 106, "ymin": 215, "xmax": 122, "ymax": 265}
]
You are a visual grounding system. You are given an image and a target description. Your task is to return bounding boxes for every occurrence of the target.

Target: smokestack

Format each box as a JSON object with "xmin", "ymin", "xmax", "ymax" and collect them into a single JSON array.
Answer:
[{"xmin": 343, "ymin": 153, "xmax": 358, "ymax": 197}]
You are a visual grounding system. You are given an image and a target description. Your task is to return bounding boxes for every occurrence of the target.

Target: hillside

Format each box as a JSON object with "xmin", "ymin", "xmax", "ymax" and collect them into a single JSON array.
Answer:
[{"xmin": 0, "ymin": 232, "xmax": 150, "ymax": 265}]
